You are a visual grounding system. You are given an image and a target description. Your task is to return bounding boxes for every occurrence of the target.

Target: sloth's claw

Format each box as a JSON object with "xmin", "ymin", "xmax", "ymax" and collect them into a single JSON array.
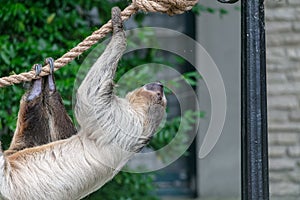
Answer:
[
  {"xmin": 45, "ymin": 57, "xmax": 56, "ymax": 92},
  {"xmin": 34, "ymin": 63, "xmax": 43, "ymax": 77},
  {"xmin": 45, "ymin": 57, "xmax": 55, "ymax": 75},
  {"xmin": 27, "ymin": 64, "xmax": 43, "ymax": 101}
]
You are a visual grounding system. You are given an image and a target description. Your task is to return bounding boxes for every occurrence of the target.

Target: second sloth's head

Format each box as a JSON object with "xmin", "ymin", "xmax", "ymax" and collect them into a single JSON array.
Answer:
[{"xmin": 126, "ymin": 82, "xmax": 167, "ymax": 132}]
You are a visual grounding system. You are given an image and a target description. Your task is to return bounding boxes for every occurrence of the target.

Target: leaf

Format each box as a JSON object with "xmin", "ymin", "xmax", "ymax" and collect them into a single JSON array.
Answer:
[
  {"xmin": 219, "ymin": 8, "xmax": 229, "ymax": 18},
  {"xmin": 0, "ymin": 53, "xmax": 10, "ymax": 65},
  {"xmin": 47, "ymin": 13, "xmax": 56, "ymax": 24}
]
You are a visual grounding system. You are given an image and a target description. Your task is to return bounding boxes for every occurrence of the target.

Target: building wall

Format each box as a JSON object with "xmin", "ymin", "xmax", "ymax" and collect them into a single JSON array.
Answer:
[
  {"xmin": 266, "ymin": 0, "xmax": 300, "ymax": 198},
  {"xmin": 196, "ymin": 0, "xmax": 241, "ymax": 198}
]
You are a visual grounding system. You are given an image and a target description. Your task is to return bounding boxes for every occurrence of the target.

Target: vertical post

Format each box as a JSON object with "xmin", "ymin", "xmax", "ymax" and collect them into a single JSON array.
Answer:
[
  {"xmin": 218, "ymin": 0, "xmax": 269, "ymax": 199},
  {"xmin": 217, "ymin": 0, "xmax": 269, "ymax": 199},
  {"xmin": 241, "ymin": 0, "xmax": 269, "ymax": 200}
]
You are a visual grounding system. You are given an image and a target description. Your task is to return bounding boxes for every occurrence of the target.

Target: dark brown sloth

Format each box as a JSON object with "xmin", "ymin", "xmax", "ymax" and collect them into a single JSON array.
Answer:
[
  {"xmin": 0, "ymin": 7, "xmax": 166, "ymax": 200},
  {"xmin": 4, "ymin": 58, "xmax": 76, "ymax": 156}
]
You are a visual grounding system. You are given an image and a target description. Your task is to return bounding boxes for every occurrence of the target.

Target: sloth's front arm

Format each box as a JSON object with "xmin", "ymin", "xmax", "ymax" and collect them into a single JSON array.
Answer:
[{"xmin": 74, "ymin": 8, "xmax": 127, "ymax": 134}]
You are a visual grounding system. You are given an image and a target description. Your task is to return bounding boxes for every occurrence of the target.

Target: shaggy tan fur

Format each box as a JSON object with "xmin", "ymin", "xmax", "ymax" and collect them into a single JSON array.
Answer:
[{"xmin": 0, "ymin": 7, "xmax": 166, "ymax": 200}]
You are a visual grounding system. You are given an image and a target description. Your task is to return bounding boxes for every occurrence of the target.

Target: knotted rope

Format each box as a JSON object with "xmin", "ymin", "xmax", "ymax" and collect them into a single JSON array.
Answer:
[{"xmin": 0, "ymin": 0, "xmax": 198, "ymax": 88}]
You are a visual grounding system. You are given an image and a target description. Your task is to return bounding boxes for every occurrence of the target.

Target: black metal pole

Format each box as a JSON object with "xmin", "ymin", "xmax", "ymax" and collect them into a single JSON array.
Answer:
[
  {"xmin": 217, "ymin": 0, "xmax": 269, "ymax": 199},
  {"xmin": 241, "ymin": 0, "xmax": 269, "ymax": 199}
]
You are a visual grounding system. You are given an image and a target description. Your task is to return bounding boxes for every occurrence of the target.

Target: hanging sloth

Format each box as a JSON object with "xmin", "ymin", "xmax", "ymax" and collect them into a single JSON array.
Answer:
[
  {"xmin": 4, "ymin": 57, "xmax": 77, "ymax": 156},
  {"xmin": 0, "ymin": 7, "xmax": 166, "ymax": 200}
]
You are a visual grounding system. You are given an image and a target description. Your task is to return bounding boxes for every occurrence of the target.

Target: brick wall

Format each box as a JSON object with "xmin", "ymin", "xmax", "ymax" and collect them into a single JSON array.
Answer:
[{"xmin": 266, "ymin": 0, "xmax": 300, "ymax": 198}]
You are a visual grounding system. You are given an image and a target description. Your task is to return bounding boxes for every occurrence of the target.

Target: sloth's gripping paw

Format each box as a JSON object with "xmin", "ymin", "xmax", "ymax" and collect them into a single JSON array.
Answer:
[
  {"xmin": 45, "ymin": 57, "xmax": 56, "ymax": 92},
  {"xmin": 112, "ymin": 7, "xmax": 123, "ymax": 34},
  {"xmin": 27, "ymin": 63, "xmax": 43, "ymax": 101},
  {"xmin": 45, "ymin": 57, "xmax": 55, "ymax": 75}
]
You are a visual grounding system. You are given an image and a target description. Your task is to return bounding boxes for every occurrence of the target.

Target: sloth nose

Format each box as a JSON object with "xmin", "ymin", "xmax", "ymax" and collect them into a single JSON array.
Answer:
[{"xmin": 145, "ymin": 82, "xmax": 164, "ymax": 97}]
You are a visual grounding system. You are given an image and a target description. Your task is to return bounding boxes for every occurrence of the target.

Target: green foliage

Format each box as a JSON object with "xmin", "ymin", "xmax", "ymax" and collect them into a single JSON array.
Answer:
[
  {"xmin": 150, "ymin": 110, "xmax": 205, "ymax": 152},
  {"xmin": 0, "ymin": 1, "xmax": 204, "ymax": 200},
  {"xmin": 84, "ymin": 172, "xmax": 158, "ymax": 200}
]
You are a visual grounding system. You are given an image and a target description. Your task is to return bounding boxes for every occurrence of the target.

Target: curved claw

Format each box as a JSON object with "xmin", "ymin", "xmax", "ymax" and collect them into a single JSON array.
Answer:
[
  {"xmin": 44, "ymin": 57, "xmax": 56, "ymax": 92},
  {"xmin": 45, "ymin": 57, "xmax": 55, "ymax": 74},
  {"xmin": 27, "ymin": 63, "xmax": 43, "ymax": 101},
  {"xmin": 34, "ymin": 64, "xmax": 43, "ymax": 77}
]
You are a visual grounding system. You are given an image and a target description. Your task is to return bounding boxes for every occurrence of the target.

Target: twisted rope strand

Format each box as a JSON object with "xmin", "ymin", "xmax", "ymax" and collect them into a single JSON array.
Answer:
[{"xmin": 0, "ymin": 0, "xmax": 197, "ymax": 88}]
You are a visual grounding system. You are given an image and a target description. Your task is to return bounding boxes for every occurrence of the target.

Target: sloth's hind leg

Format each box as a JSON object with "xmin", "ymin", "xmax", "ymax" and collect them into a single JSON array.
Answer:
[
  {"xmin": 43, "ymin": 58, "xmax": 77, "ymax": 141},
  {"xmin": 5, "ymin": 64, "xmax": 50, "ymax": 155}
]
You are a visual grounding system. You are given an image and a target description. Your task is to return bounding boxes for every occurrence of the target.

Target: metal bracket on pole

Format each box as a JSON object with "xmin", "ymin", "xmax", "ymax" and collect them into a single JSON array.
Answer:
[{"xmin": 217, "ymin": 0, "xmax": 239, "ymax": 4}]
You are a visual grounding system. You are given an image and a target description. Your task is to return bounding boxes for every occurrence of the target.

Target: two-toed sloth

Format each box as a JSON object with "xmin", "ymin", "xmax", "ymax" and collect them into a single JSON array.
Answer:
[
  {"xmin": 4, "ymin": 57, "xmax": 77, "ymax": 156},
  {"xmin": 0, "ymin": 7, "xmax": 166, "ymax": 200}
]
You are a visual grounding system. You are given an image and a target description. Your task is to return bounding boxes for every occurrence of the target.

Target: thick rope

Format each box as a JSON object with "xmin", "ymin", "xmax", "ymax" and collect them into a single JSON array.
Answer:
[{"xmin": 0, "ymin": 0, "xmax": 198, "ymax": 88}]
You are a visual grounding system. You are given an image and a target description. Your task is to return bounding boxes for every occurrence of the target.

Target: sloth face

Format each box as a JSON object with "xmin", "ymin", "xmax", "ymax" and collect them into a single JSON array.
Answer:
[
  {"xmin": 126, "ymin": 82, "xmax": 167, "ymax": 109},
  {"xmin": 125, "ymin": 82, "xmax": 167, "ymax": 135},
  {"xmin": 126, "ymin": 82, "xmax": 166, "ymax": 122}
]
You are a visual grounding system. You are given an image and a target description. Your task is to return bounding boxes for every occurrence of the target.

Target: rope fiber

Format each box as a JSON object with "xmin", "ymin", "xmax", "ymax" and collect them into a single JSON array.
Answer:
[{"xmin": 0, "ymin": 0, "xmax": 198, "ymax": 88}]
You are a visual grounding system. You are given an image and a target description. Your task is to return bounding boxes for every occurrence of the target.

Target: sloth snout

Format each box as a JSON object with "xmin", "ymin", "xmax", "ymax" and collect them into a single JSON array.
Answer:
[{"xmin": 144, "ymin": 82, "xmax": 164, "ymax": 97}]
